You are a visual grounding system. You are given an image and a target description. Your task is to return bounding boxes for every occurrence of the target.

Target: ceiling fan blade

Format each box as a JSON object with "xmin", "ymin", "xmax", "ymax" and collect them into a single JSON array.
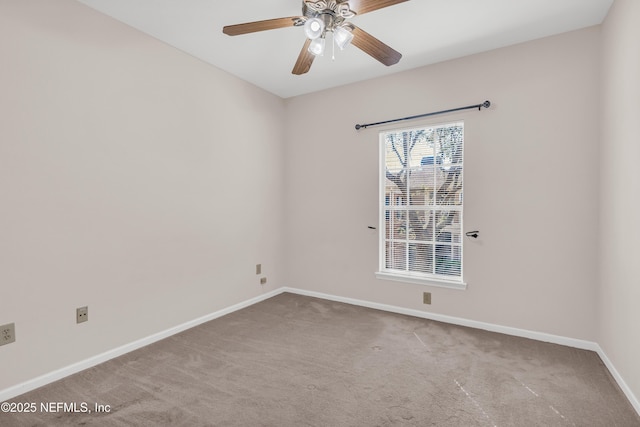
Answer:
[
  {"xmin": 223, "ymin": 17, "xmax": 303, "ymax": 36},
  {"xmin": 347, "ymin": 0, "xmax": 409, "ymax": 15},
  {"xmin": 350, "ymin": 26, "xmax": 402, "ymax": 66},
  {"xmin": 292, "ymin": 39, "xmax": 316, "ymax": 75}
]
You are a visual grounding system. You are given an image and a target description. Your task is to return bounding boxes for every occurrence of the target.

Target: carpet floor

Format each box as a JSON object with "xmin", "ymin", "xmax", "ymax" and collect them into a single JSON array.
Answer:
[{"xmin": 1, "ymin": 292, "xmax": 639, "ymax": 426}]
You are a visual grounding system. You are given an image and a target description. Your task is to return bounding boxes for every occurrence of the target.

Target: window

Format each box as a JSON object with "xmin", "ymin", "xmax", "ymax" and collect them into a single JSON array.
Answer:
[{"xmin": 376, "ymin": 122, "xmax": 465, "ymax": 289}]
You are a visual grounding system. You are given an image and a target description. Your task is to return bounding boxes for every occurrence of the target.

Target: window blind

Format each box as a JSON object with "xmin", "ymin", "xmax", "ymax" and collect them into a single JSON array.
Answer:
[{"xmin": 380, "ymin": 122, "xmax": 464, "ymax": 283}]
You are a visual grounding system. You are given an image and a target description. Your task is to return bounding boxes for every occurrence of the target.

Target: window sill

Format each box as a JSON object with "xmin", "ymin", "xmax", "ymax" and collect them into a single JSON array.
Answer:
[{"xmin": 375, "ymin": 271, "xmax": 467, "ymax": 290}]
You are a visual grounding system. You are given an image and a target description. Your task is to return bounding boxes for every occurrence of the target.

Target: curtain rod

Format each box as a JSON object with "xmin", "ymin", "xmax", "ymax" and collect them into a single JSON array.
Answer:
[{"xmin": 355, "ymin": 100, "xmax": 491, "ymax": 130}]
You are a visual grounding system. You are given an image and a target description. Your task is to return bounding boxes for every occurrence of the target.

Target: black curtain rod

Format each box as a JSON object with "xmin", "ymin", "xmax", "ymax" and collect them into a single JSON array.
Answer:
[{"xmin": 355, "ymin": 100, "xmax": 491, "ymax": 130}]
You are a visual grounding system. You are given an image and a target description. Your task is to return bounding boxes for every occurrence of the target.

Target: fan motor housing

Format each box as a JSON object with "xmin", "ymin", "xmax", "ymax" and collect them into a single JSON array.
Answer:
[{"xmin": 303, "ymin": 1, "xmax": 352, "ymax": 29}]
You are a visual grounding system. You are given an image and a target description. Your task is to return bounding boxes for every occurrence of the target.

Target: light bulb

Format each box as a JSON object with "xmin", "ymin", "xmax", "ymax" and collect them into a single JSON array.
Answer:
[
  {"xmin": 304, "ymin": 17, "xmax": 325, "ymax": 40},
  {"xmin": 308, "ymin": 37, "xmax": 326, "ymax": 56}
]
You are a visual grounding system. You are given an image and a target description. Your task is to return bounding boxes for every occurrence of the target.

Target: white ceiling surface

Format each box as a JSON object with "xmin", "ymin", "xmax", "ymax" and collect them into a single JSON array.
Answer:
[{"xmin": 75, "ymin": 0, "xmax": 613, "ymax": 99}]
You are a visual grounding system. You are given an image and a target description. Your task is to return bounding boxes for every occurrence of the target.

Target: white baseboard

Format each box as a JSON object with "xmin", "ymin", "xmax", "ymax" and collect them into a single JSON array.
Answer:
[
  {"xmin": 281, "ymin": 286, "xmax": 639, "ymax": 416},
  {"xmin": 2, "ymin": 285, "xmax": 638, "ymax": 418},
  {"xmin": 0, "ymin": 288, "xmax": 283, "ymax": 403},
  {"xmin": 595, "ymin": 346, "xmax": 640, "ymax": 415},
  {"xmin": 281, "ymin": 287, "xmax": 599, "ymax": 350}
]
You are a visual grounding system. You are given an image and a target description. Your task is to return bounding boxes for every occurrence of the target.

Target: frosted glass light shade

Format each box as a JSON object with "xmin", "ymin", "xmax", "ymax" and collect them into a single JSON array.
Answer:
[
  {"xmin": 304, "ymin": 17, "xmax": 325, "ymax": 40},
  {"xmin": 308, "ymin": 37, "xmax": 326, "ymax": 56},
  {"xmin": 334, "ymin": 26, "xmax": 354, "ymax": 50}
]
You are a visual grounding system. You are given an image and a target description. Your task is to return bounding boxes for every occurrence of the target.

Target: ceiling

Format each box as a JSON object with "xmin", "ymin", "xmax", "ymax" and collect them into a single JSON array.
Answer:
[{"xmin": 75, "ymin": 0, "xmax": 613, "ymax": 99}]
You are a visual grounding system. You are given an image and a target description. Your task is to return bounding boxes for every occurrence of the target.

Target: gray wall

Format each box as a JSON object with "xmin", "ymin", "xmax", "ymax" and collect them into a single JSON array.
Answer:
[
  {"xmin": 599, "ymin": 0, "xmax": 640, "ymax": 407},
  {"xmin": 0, "ymin": 0, "xmax": 285, "ymax": 390},
  {"xmin": 284, "ymin": 27, "xmax": 601, "ymax": 341}
]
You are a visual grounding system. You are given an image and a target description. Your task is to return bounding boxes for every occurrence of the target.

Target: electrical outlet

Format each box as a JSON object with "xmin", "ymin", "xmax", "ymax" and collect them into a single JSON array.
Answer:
[
  {"xmin": 0, "ymin": 323, "xmax": 16, "ymax": 346},
  {"xmin": 260, "ymin": 277, "xmax": 267, "ymax": 285},
  {"xmin": 423, "ymin": 292, "xmax": 432, "ymax": 305},
  {"xmin": 256, "ymin": 264, "xmax": 262, "ymax": 275},
  {"xmin": 76, "ymin": 306, "xmax": 88, "ymax": 324}
]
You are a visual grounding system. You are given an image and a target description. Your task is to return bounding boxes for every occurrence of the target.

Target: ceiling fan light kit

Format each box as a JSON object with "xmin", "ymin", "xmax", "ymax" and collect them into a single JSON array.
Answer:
[
  {"xmin": 303, "ymin": 9, "xmax": 354, "ymax": 56},
  {"xmin": 222, "ymin": 0, "xmax": 408, "ymax": 75}
]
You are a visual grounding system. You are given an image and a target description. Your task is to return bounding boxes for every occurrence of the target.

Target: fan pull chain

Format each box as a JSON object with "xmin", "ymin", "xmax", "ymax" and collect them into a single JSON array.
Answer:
[{"xmin": 332, "ymin": 32, "xmax": 336, "ymax": 61}]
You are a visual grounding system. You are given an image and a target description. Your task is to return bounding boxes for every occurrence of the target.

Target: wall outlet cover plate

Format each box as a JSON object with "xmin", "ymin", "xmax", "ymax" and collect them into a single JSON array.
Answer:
[{"xmin": 1, "ymin": 323, "xmax": 16, "ymax": 346}]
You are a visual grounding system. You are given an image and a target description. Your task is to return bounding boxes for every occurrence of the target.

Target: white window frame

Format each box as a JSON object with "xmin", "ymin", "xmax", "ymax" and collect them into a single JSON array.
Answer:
[{"xmin": 375, "ymin": 122, "xmax": 467, "ymax": 290}]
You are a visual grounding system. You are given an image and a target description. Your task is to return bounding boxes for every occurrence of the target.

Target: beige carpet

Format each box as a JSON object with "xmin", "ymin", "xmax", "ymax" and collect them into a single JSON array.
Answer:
[{"xmin": 1, "ymin": 292, "xmax": 639, "ymax": 426}]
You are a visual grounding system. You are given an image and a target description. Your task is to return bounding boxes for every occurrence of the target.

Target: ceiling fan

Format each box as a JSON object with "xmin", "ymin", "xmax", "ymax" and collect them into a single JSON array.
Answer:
[{"xmin": 222, "ymin": 0, "xmax": 409, "ymax": 75}]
